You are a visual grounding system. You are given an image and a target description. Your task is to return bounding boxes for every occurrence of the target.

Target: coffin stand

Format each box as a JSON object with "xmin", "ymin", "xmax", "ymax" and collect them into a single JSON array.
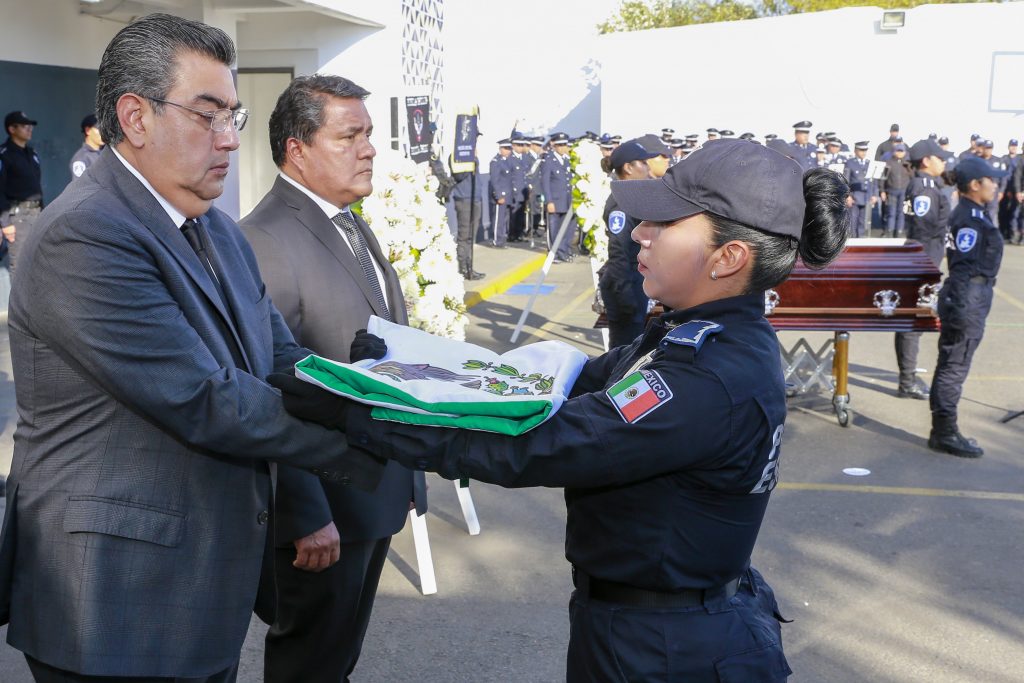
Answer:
[{"xmin": 766, "ymin": 238, "xmax": 942, "ymax": 426}]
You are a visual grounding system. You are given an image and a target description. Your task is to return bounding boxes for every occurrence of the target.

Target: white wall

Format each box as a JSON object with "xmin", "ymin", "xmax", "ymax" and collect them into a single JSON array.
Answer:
[
  {"xmin": 0, "ymin": 0, "xmax": 121, "ymax": 68},
  {"xmin": 599, "ymin": 3, "xmax": 1024, "ymax": 153}
]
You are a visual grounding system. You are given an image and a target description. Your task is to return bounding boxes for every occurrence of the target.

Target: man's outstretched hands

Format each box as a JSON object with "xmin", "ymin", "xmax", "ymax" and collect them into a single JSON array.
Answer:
[{"xmin": 269, "ymin": 373, "xmax": 349, "ymax": 429}]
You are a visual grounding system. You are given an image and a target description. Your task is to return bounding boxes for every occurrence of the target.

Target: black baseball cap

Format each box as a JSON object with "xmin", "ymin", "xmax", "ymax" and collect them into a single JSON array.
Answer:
[
  {"xmin": 610, "ymin": 139, "xmax": 805, "ymax": 239},
  {"xmin": 956, "ymin": 155, "xmax": 1008, "ymax": 183},
  {"xmin": 637, "ymin": 133, "xmax": 672, "ymax": 157},
  {"xmin": 890, "ymin": 123, "xmax": 900, "ymax": 132},
  {"xmin": 5, "ymin": 111, "xmax": 37, "ymax": 127},
  {"xmin": 81, "ymin": 113, "xmax": 98, "ymax": 133},
  {"xmin": 610, "ymin": 140, "xmax": 659, "ymax": 169},
  {"xmin": 909, "ymin": 139, "xmax": 944, "ymax": 162}
]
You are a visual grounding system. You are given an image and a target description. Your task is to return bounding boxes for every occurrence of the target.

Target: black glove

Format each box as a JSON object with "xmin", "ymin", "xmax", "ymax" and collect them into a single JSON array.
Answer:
[
  {"xmin": 268, "ymin": 373, "xmax": 348, "ymax": 429},
  {"xmin": 350, "ymin": 329, "xmax": 388, "ymax": 363}
]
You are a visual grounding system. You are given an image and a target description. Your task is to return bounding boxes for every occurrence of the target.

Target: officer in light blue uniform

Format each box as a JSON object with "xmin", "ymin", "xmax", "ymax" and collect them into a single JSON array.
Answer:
[
  {"xmin": 843, "ymin": 141, "xmax": 877, "ymax": 237},
  {"xmin": 541, "ymin": 132, "xmax": 575, "ymax": 262},
  {"xmin": 788, "ymin": 120, "xmax": 816, "ymax": 171},
  {"xmin": 930, "ymin": 155, "xmax": 1007, "ymax": 458},
  {"xmin": 489, "ymin": 138, "xmax": 514, "ymax": 247},
  {"xmin": 508, "ymin": 134, "xmax": 529, "ymax": 241}
]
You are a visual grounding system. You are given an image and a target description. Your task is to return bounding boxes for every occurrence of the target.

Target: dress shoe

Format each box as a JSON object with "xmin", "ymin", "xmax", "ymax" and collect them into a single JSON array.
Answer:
[
  {"xmin": 928, "ymin": 429, "xmax": 984, "ymax": 458},
  {"xmin": 464, "ymin": 270, "xmax": 486, "ymax": 281},
  {"xmin": 897, "ymin": 385, "xmax": 929, "ymax": 400}
]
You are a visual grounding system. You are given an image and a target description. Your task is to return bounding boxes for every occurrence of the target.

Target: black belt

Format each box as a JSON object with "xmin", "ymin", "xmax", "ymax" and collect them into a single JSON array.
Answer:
[
  {"xmin": 572, "ymin": 567, "xmax": 739, "ymax": 608},
  {"xmin": 969, "ymin": 275, "xmax": 996, "ymax": 286}
]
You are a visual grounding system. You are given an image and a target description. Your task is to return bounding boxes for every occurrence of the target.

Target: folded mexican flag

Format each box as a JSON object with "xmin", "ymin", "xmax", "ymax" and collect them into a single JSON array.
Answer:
[{"xmin": 294, "ymin": 316, "xmax": 589, "ymax": 435}]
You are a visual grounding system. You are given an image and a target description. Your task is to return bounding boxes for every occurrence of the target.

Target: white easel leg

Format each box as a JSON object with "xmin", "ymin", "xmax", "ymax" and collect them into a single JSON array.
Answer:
[
  {"xmin": 455, "ymin": 479, "xmax": 481, "ymax": 536},
  {"xmin": 409, "ymin": 510, "xmax": 437, "ymax": 595}
]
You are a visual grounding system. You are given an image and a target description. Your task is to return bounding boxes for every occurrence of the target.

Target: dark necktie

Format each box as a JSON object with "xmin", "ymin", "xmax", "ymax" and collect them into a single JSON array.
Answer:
[
  {"xmin": 332, "ymin": 211, "xmax": 392, "ymax": 322},
  {"xmin": 181, "ymin": 219, "xmax": 221, "ymax": 287}
]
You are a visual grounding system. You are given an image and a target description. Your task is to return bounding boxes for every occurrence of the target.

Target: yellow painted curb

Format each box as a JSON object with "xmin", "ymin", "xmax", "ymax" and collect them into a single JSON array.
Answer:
[
  {"xmin": 777, "ymin": 481, "xmax": 1024, "ymax": 503},
  {"xmin": 464, "ymin": 254, "xmax": 548, "ymax": 309}
]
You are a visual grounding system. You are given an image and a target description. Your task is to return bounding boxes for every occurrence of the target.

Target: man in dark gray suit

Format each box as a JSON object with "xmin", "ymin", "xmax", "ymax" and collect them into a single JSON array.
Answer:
[
  {"xmin": 0, "ymin": 14, "xmax": 377, "ymax": 682},
  {"xmin": 240, "ymin": 75, "xmax": 426, "ymax": 683}
]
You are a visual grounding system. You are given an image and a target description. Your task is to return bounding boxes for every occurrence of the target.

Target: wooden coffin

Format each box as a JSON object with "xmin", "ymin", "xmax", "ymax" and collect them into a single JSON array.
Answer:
[{"xmin": 766, "ymin": 238, "xmax": 941, "ymax": 332}]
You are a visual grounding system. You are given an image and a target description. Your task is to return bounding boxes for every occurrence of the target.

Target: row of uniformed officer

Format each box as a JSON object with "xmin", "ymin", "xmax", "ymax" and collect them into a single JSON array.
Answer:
[{"xmin": 488, "ymin": 139, "xmax": 514, "ymax": 247}]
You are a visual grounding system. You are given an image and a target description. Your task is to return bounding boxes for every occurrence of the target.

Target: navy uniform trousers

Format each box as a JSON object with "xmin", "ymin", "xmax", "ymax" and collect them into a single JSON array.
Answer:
[
  {"xmin": 567, "ymin": 567, "xmax": 790, "ymax": 682},
  {"xmin": 26, "ymin": 658, "xmax": 238, "ymax": 683},
  {"xmin": 930, "ymin": 280, "xmax": 994, "ymax": 419},
  {"xmin": 547, "ymin": 211, "xmax": 577, "ymax": 260}
]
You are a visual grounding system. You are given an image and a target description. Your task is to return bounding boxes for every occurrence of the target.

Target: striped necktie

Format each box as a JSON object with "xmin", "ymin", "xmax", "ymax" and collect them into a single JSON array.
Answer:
[{"xmin": 332, "ymin": 211, "xmax": 392, "ymax": 321}]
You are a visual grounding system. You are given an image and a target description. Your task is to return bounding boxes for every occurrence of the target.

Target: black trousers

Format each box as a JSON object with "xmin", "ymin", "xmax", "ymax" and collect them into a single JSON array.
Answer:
[
  {"xmin": 930, "ymin": 283, "xmax": 993, "ymax": 420},
  {"xmin": 25, "ymin": 656, "xmax": 237, "ymax": 683},
  {"xmin": 566, "ymin": 567, "xmax": 790, "ymax": 683},
  {"xmin": 453, "ymin": 198, "xmax": 480, "ymax": 272},
  {"xmin": 264, "ymin": 536, "xmax": 391, "ymax": 683},
  {"xmin": 894, "ymin": 331, "xmax": 922, "ymax": 389}
]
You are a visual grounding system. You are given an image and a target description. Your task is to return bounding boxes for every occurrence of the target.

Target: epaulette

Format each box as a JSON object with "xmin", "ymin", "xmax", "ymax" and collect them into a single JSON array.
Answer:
[
  {"xmin": 970, "ymin": 208, "xmax": 986, "ymax": 220},
  {"xmin": 660, "ymin": 320, "xmax": 724, "ymax": 361}
]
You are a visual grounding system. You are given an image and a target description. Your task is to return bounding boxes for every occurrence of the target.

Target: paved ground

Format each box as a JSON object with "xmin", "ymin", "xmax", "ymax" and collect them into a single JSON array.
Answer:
[{"xmin": 2, "ymin": 237, "xmax": 1023, "ymax": 682}]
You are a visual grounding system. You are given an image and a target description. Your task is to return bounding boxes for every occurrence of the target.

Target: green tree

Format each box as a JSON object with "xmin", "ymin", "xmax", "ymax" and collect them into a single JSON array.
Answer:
[{"xmin": 598, "ymin": 0, "xmax": 995, "ymax": 33}]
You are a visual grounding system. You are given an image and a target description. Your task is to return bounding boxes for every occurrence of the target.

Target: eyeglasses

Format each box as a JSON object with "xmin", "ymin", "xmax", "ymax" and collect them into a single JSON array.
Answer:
[{"xmin": 148, "ymin": 98, "xmax": 249, "ymax": 133}]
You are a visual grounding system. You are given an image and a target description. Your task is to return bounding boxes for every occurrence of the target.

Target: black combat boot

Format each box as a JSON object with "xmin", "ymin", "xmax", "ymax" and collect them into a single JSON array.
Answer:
[{"xmin": 928, "ymin": 416, "xmax": 984, "ymax": 458}]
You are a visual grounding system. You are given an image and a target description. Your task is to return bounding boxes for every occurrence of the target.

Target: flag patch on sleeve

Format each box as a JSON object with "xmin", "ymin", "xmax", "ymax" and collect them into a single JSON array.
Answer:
[{"xmin": 607, "ymin": 369, "xmax": 673, "ymax": 423}]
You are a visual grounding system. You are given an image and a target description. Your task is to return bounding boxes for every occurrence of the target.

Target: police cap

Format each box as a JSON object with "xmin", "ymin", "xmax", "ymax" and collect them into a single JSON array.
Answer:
[
  {"xmin": 739, "ymin": 132, "xmax": 755, "ymax": 140},
  {"xmin": 890, "ymin": 123, "xmax": 900, "ymax": 132},
  {"xmin": 938, "ymin": 136, "xmax": 949, "ymax": 145},
  {"xmin": 909, "ymin": 138, "xmax": 944, "ymax": 162},
  {"xmin": 718, "ymin": 129, "xmax": 735, "ymax": 137},
  {"xmin": 637, "ymin": 133, "xmax": 672, "ymax": 157},
  {"xmin": 970, "ymin": 133, "xmax": 981, "ymax": 142},
  {"xmin": 706, "ymin": 127, "xmax": 719, "ymax": 134},
  {"xmin": 956, "ymin": 155, "xmax": 1009, "ymax": 182},
  {"xmin": 5, "ymin": 111, "xmax": 37, "ymax": 127},
  {"xmin": 661, "ymin": 127, "xmax": 675, "ymax": 135},
  {"xmin": 980, "ymin": 139, "xmax": 994, "ymax": 149},
  {"xmin": 670, "ymin": 138, "xmax": 685, "ymax": 149},
  {"xmin": 1010, "ymin": 139, "xmax": 1019, "ymax": 147},
  {"xmin": 764, "ymin": 133, "xmax": 778, "ymax": 141},
  {"xmin": 610, "ymin": 139, "xmax": 659, "ymax": 169},
  {"xmin": 893, "ymin": 143, "xmax": 907, "ymax": 152},
  {"xmin": 610, "ymin": 139, "xmax": 805, "ymax": 239},
  {"xmin": 826, "ymin": 138, "xmax": 841, "ymax": 147},
  {"xmin": 792, "ymin": 120, "xmax": 812, "ymax": 132},
  {"xmin": 854, "ymin": 141, "xmax": 870, "ymax": 151},
  {"xmin": 497, "ymin": 138, "xmax": 513, "ymax": 148},
  {"xmin": 685, "ymin": 134, "xmax": 700, "ymax": 142},
  {"xmin": 549, "ymin": 132, "xmax": 570, "ymax": 146}
]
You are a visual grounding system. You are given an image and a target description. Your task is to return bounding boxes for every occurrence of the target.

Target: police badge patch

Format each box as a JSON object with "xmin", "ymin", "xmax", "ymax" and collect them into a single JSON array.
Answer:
[
  {"xmin": 608, "ymin": 210, "xmax": 626, "ymax": 235},
  {"xmin": 956, "ymin": 228, "xmax": 978, "ymax": 252},
  {"xmin": 913, "ymin": 196, "xmax": 931, "ymax": 217},
  {"xmin": 72, "ymin": 161, "xmax": 87, "ymax": 178}
]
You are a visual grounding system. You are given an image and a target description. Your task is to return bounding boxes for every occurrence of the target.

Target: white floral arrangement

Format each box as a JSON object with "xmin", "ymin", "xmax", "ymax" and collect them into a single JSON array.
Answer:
[
  {"xmin": 359, "ymin": 151, "xmax": 468, "ymax": 341},
  {"xmin": 570, "ymin": 139, "xmax": 610, "ymax": 267}
]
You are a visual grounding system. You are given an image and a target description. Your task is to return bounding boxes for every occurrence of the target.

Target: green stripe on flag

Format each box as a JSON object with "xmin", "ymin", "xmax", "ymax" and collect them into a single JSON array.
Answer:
[{"xmin": 608, "ymin": 371, "xmax": 643, "ymax": 397}]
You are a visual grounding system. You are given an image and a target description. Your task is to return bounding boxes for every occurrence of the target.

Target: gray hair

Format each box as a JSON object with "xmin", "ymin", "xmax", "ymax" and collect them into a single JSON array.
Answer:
[
  {"xmin": 268, "ymin": 75, "xmax": 370, "ymax": 167},
  {"xmin": 95, "ymin": 13, "xmax": 236, "ymax": 146}
]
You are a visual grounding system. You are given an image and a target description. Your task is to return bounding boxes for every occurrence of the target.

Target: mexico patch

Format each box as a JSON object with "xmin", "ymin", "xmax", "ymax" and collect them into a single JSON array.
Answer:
[{"xmin": 607, "ymin": 369, "xmax": 673, "ymax": 424}]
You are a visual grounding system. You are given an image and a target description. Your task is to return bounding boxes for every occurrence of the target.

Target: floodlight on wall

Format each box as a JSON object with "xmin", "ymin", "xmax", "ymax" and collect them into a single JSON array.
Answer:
[{"xmin": 880, "ymin": 11, "xmax": 906, "ymax": 30}]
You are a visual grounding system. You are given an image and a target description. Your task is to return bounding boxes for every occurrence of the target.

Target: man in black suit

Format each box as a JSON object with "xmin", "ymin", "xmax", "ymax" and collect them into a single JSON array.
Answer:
[{"xmin": 240, "ymin": 75, "xmax": 427, "ymax": 683}]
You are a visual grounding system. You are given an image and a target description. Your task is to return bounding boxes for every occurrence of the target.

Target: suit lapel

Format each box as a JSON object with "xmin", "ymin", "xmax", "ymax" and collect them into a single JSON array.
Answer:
[
  {"xmin": 93, "ymin": 149, "xmax": 253, "ymax": 372},
  {"xmin": 272, "ymin": 177, "xmax": 395, "ymax": 321},
  {"xmin": 196, "ymin": 215, "xmax": 255, "ymax": 373}
]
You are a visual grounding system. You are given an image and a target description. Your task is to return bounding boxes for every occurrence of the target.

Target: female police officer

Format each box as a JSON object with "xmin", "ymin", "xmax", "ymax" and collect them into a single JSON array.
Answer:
[{"xmin": 273, "ymin": 139, "xmax": 849, "ymax": 682}]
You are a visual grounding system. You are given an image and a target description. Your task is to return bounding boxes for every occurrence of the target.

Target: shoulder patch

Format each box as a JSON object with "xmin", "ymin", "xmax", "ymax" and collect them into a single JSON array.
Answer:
[
  {"xmin": 913, "ymin": 195, "xmax": 931, "ymax": 217},
  {"xmin": 608, "ymin": 210, "xmax": 627, "ymax": 235},
  {"xmin": 72, "ymin": 160, "xmax": 86, "ymax": 177},
  {"xmin": 661, "ymin": 320, "xmax": 724, "ymax": 353},
  {"xmin": 607, "ymin": 368, "xmax": 673, "ymax": 424},
  {"xmin": 955, "ymin": 228, "xmax": 978, "ymax": 252}
]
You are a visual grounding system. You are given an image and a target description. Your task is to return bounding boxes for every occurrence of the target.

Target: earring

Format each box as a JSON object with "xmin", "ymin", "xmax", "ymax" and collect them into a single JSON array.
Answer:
[{"xmin": 710, "ymin": 270, "xmax": 718, "ymax": 281}]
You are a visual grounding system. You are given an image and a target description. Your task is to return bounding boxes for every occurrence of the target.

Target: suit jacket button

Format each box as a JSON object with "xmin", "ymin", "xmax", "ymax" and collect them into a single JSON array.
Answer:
[{"xmin": 257, "ymin": 510, "xmax": 269, "ymax": 525}]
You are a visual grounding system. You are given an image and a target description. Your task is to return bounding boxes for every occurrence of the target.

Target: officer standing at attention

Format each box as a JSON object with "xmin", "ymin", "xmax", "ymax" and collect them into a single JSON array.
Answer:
[
  {"xmin": 599, "ymin": 139, "xmax": 657, "ymax": 348},
  {"xmin": 450, "ymin": 151, "xmax": 486, "ymax": 280},
  {"xmin": 508, "ymin": 135, "xmax": 529, "ymax": 241},
  {"xmin": 958, "ymin": 133, "xmax": 981, "ymax": 161},
  {"xmin": 271, "ymin": 139, "xmax": 850, "ymax": 682},
  {"xmin": 489, "ymin": 138, "xmax": 513, "ymax": 248},
  {"xmin": 70, "ymin": 114, "xmax": 105, "ymax": 179},
  {"xmin": 880, "ymin": 142, "xmax": 911, "ymax": 237},
  {"xmin": 528, "ymin": 136, "xmax": 547, "ymax": 238},
  {"xmin": 788, "ymin": 120, "xmax": 816, "ymax": 171},
  {"xmin": 894, "ymin": 138, "xmax": 949, "ymax": 400},
  {"xmin": 929, "ymin": 155, "xmax": 1007, "ymax": 457},
  {"xmin": 978, "ymin": 139, "xmax": 1002, "ymax": 223},
  {"xmin": 705, "ymin": 127, "xmax": 720, "ymax": 142},
  {"xmin": 541, "ymin": 132, "xmax": 575, "ymax": 262},
  {"xmin": 1, "ymin": 110, "xmax": 44, "ymax": 276},
  {"xmin": 843, "ymin": 141, "xmax": 877, "ymax": 237},
  {"xmin": 997, "ymin": 138, "xmax": 1019, "ymax": 241}
]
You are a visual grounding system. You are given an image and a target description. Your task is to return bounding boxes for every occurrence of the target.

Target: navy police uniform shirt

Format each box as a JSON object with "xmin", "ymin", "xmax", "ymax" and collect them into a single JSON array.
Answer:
[
  {"xmin": 70, "ymin": 144, "xmax": 102, "ymax": 179},
  {"xmin": 904, "ymin": 172, "xmax": 950, "ymax": 267},
  {"xmin": 843, "ymin": 156, "xmax": 876, "ymax": 205},
  {"xmin": 945, "ymin": 198, "xmax": 1003, "ymax": 284},
  {"xmin": 788, "ymin": 141, "xmax": 815, "ymax": 171},
  {"xmin": 508, "ymin": 153, "xmax": 527, "ymax": 207},
  {"xmin": 599, "ymin": 194, "xmax": 642, "ymax": 286},
  {"xmin": 488, "ymin": 153, "xmax": 512, "ymax": 204},
  {"xmin": 348, "ymin": 293, "xmax": 786, "ymax": 592},
  {"xmin": 0, "ymin": 137, "xmax": 44, "ymax": 219},
  {"xmin": 540, "ymin": 151, "xmax": 572, "ymax": 213}
]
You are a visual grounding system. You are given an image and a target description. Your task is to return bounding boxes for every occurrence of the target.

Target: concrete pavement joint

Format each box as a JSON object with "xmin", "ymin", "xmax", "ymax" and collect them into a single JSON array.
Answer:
[
  {"xmin": 464, "ymin": 254, "xmax": 548, "ymax": 309},
  {"xmin": 994, "ymin": 286, "xmax": 1024, "ymax": 312},
  {"xmin": 778, "ymin": 481, "xmax": 1024, "ymax": 502},
  {"xmin": 516, "ymin": 286, "xmax": 596, "ymax": 344}
]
